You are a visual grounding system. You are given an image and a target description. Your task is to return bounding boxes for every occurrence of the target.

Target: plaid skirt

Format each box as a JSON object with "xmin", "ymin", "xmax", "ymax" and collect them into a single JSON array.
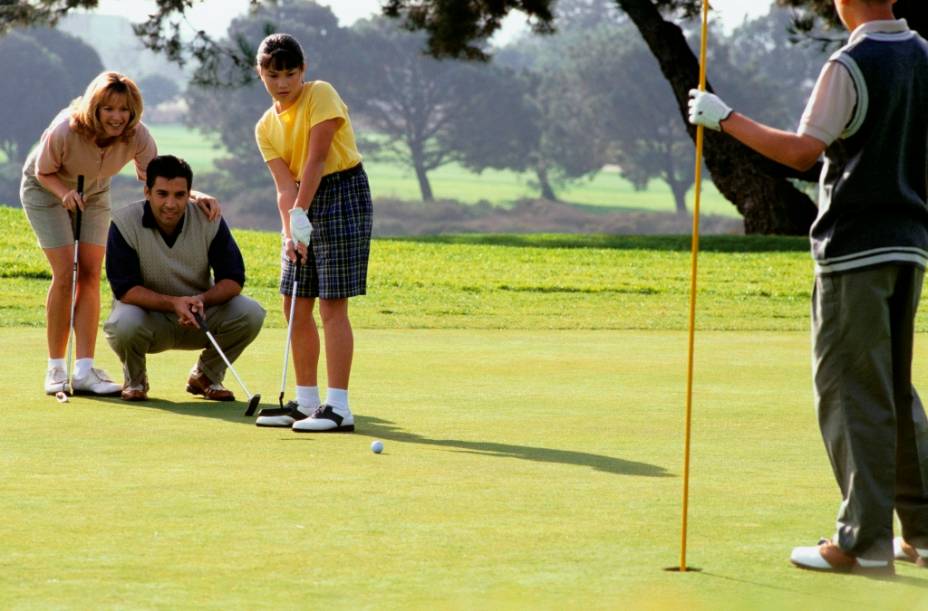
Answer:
[{"xmin": 279, "ymin": 164, "xmax": 373, "ymax": 299}]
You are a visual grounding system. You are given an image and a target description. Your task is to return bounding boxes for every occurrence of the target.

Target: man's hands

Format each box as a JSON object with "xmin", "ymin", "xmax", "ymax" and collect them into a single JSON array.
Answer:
[
  {"xmin": 190, "ymin": 190, "xmax": 222, "ymax": 221},
  {"xmin": 688, "ymin": 89, "xmax": 733, "ymax": 132},
  {"xmin": 172, "ymin": 295, "xmax": 204, "ymax": 327}
]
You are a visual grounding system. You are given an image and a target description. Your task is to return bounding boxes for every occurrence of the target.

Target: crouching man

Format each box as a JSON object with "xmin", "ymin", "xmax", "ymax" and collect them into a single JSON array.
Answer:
[{"xmin": 103, "ymin": 155, "xmax": 265, "ymax": 401}]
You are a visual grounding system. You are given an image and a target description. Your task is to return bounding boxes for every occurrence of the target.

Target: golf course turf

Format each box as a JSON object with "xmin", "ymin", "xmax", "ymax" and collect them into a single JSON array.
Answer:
[{"xmin": 2, "ymin": 207, "xmax": 928, "ymax": 608}]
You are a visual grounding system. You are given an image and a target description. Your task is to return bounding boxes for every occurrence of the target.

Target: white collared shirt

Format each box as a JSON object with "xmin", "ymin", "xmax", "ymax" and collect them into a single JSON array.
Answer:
[{"xmin": 798, "ymin": 19, "xmax": 911, "ymax": 146}]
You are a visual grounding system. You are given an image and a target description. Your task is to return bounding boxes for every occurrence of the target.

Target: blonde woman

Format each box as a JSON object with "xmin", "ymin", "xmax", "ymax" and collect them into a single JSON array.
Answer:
[{"xmin": 21, "ymin": 71, "xmax": 221, "ymax": 396}]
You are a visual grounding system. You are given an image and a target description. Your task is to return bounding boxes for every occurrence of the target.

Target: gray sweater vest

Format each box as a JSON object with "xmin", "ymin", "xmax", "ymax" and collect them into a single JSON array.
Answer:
[
  {"xmin": 811, "ymin": 30, "xmax": 928, "ymax": 274},
  {"xmin": 111, "ymin": 200, "xmax": 219, "ymax": 296}
]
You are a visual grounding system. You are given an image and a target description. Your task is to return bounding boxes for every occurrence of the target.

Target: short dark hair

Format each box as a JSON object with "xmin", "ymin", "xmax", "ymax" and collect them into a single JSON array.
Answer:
[
  {"xmin": 256, "ymin": 33, "xmax": 305, "ymax": 71},
  {"xmin": 146, "ymin": 155, "xmax": 193, "ymax": 191}
]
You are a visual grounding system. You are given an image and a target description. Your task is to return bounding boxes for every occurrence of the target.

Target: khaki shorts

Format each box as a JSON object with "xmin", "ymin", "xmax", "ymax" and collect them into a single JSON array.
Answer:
[{"xmin": 20, "ymin": 173, "xmax": 112, "ymax": 249}]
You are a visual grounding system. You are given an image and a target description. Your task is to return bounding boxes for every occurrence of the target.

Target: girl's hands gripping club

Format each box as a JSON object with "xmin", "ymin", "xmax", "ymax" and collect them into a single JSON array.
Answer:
[{"xmin": 288, "ymin": 207, "xmax": 312, "ymax": 262}]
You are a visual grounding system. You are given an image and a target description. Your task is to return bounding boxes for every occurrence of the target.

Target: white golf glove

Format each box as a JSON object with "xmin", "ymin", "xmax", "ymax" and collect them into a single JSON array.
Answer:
[
  {"xmin": 688, "ymin": 89, "xmax": 733, "ymax": 132},
  {"xmin": 289, "ymin": 207, "xmax": 312, "ymax": 245}
]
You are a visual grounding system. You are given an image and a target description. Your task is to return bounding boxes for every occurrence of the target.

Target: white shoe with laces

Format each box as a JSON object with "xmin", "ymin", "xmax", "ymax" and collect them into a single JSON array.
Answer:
[
  {"xmin": 255, "ymin": 401, "xmax": 312, "ymax": 428},
  {"xmin": 71, "ymin": 367, "xmax": 122, "ymax": 396},
  {"xmin": 44, "ymin": 366, "xmax": 68, "ymax": 395},
  {"xmin": 292, "ymin": 404, "xmax": 354, "ymax": 432}
]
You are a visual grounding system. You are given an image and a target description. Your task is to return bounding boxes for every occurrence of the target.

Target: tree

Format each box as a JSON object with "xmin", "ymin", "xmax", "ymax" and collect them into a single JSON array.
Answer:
[
  {"xmin": 0, "ymin": 31, "xmax": 75, "ymax": 164},
  {"xmin": 779, "ymin": 0, "xmax": 926, "ymax": 41},
  {"xmin": 20, "ymin": 26, "xmax": 104, "ymax": 97},
  {"xmin": 137, "ymin": 74, "xmax": 180, "ymax": 108},
  {"xmin": 3, "ymin": 0, "xmax": 921, "ymax": 232},
  {"xmin": 351, "ymin": 17, "xmax": 524, "ymax": 202}
]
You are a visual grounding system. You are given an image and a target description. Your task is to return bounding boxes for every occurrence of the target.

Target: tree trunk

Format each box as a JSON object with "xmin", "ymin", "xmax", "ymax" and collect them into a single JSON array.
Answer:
[
  {"xmin": 536, "ymin": 162, "xmax": 558, "ymax": 201},
  {"xmin": 668, "ymin": 178, "xmax": 688, "ymax": 216},
  {"xmin": 409, "ymin": 142, "xmax": 435, "ymax": 202},
  {"xmin": 0, "ymin": 142, "xmax": 20, "ymax": 165},
  {"xmin": 616, "ymin": 0, "xmax": 818, "ymax": 234}
]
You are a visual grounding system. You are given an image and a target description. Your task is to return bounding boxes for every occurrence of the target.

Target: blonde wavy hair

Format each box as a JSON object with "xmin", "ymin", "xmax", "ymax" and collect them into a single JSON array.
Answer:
[{"xmin": 69, "ymin": 71, "xmax": 143, "ymax": 142}]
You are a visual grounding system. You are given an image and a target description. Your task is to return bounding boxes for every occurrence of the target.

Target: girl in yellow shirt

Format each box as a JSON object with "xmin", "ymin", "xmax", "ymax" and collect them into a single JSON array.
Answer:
[{"xmin": 252, "ymin": 33, "xmax": 373, "ymax": 432}]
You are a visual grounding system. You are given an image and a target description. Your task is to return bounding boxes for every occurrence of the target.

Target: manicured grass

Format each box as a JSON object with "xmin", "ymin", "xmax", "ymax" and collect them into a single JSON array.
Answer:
[
  {"xmin": 132, "ymin": 123, "xmax": 739, "ymax": 217},
  {"xmin": 0, "ymin": 206, "xmax": 819, "ymax": 331},
  {"xmin": 6, "ymin": 205, "xmax": 928, "ymax": 606},
  {"xmin": 3, "ymin": 327, "xmax": 928, "ymax": 608}
]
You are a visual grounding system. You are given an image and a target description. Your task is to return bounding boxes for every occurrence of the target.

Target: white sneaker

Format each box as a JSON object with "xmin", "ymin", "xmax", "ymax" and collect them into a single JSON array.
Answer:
[
  {"xmin": 292, "ymin": 404, "xmax": 354, "ymax": 432},
  {"xmin": 44, "ymin": 366, "xmax": 68, "ymax": 395},
  {"xmin": 255, "ymin": 401, "xmax": 312, "ymax": 428},
  {"xmin": 72, "ymin": 368, "xmax": 122, "ymax": 396}
]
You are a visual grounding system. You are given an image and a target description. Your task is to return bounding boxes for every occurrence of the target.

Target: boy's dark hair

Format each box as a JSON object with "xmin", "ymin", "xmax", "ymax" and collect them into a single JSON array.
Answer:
[
  {"xmin": 256, "ymin": 33, "xmax": 305, "ymax": 71},
  {"xmin": 146, "ymin": 155, "xmax": 193, "ymax": 191}
]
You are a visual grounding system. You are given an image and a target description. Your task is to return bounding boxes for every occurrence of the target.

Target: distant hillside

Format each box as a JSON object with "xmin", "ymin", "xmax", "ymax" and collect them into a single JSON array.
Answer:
[{"xmin": 56, "ymin": 13, "xmax": 188, "ymax": 87}]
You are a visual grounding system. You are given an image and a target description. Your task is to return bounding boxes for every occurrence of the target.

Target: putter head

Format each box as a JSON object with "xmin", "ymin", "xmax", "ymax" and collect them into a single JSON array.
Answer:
[{"xmin": 244, "ymin": 393, "xmax": 261, "ymax": 417}]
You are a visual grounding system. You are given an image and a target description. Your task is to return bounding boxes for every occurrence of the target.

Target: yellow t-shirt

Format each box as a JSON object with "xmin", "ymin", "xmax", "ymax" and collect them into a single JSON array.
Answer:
[{"xmin": 255, "ymin": 81, "xmax": 362, "ymax": 180}]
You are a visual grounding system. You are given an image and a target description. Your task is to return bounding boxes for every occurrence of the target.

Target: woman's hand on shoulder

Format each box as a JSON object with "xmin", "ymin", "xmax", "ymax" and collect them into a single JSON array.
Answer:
[{"xmin": 190, "ymin": 190, "xmax": 221, "ymax": 221}]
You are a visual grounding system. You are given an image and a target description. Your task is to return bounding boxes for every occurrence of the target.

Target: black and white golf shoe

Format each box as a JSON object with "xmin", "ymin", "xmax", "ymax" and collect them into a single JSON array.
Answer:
[
  {"xmin": 292, "ymin": 404, "xmax": 354, "ymax": 433},
  {"xmin": 255, "ymin": 401, "xmax": 310, "ymax": 428}
]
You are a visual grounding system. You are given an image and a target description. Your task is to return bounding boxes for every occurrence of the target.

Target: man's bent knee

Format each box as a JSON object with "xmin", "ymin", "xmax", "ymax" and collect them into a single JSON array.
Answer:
[{"xmin": 104, "ymin": 303, "xmax": 151, "ymax": 349}]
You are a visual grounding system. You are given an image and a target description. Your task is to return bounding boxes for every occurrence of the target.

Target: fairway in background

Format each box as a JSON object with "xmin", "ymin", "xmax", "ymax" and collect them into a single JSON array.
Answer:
[{"xmin": 125, "ymin": 124, "xmax": 738, "ymax": 218}]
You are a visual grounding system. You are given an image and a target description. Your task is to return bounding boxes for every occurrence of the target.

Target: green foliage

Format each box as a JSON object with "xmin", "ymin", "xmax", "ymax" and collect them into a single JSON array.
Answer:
[
  {"xmin": 0, "ymin": 32, "xmax": 69, "ymax": 165},
  {"xmin": 136, "ymin": 73, "xmax": 180, "ymax": 108},
  {"xmin": 778, "ymin": 0, "xmax": 926, "ymax": 43}
]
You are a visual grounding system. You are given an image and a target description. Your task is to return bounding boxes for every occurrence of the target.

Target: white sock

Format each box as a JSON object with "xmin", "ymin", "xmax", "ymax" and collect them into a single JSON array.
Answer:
[
  {"xmin": 74, "ymin": 358, "xmax": 93, "ymax": 378},
  {"xmin": 296, "ymin": 386, "xmax": 321, "ymax": 412},
  {"xmin": 326, "ymin": 388, "xmax": 349, "ymax": 411},
  {"xmin": 48, "ymin": 358, "xmax": 66, "ymax": 370}
]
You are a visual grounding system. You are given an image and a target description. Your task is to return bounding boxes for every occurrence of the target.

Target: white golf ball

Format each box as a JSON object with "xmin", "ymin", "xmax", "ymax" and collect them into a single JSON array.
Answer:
[
  {"xmin": 55, "ymin": 391, "xmax": 69, "ymax": 403},
  {"xmin": 371, "ymin": 440, "xmax": 384, "ymax": 454}
]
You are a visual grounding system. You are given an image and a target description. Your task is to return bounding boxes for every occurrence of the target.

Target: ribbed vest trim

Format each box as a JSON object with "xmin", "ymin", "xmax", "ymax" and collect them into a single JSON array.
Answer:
[
  {"xmin": 111, "ymin": 201, "xmax": 219, "ymax": 296},
  {"xmin": 810, "ymin": 33, "xmax": 928, "ymax": 275}
]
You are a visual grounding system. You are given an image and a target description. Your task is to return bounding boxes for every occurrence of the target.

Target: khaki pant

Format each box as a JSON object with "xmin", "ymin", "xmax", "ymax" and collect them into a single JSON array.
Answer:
[
  {"xmin": 104, "ymin": 296, "xmax": 265, "ymax": 387},
  {"xmin": 813, "ymin": 264, "xmax": 928, "ymax": 560}
]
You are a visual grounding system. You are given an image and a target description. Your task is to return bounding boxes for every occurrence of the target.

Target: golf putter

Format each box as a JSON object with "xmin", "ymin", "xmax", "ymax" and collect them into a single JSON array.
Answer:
[
  {"xmin": 278, "ymin": 253, "xmax": 302, "ymax": 412},
  {"xmin": 63, "ymin": 175, "xmax": 84, "ymax": 396},
  {"xmin": 193, "ymin": 310, "xmax": 261, "ymax": 415}
]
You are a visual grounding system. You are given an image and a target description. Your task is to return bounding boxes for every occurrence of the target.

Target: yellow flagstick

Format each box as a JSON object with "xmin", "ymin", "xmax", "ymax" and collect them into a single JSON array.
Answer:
[{"xmin": 680, "ymin": 0, "xmax": 711, "ymax": 573}]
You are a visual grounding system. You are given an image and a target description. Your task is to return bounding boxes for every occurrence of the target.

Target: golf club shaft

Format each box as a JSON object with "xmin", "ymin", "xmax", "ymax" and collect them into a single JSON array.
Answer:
[
  {"xmin": 65, "ymin": 176, "xmax": 84, "ymax": 393},
  {"xmin": 280, "ymin": 256, "xmax": 301, "ymax": 403},
  {"xmin": 194, "ymin": 311, "xmax": 253, "ymax": 400},
  {"xmin": 680, "ymin": 0, "xmax": 711, "ymax": 573}
]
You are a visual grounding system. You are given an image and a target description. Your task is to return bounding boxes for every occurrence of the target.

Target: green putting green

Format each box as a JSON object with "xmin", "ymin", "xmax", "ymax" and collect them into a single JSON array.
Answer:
[{"xmin": 3, "ymin": 327, "xmax": 928, "ymax": 608}]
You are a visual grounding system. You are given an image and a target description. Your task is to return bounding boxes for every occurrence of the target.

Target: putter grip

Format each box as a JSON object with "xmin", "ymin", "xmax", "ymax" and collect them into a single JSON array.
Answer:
[
  {"xmin": 74, "ymin": 175, "xmax": 84, "ymax": 241},
  {"xmin": 193, "ymin": 310, "xmax": 208, "ymax": 332}
]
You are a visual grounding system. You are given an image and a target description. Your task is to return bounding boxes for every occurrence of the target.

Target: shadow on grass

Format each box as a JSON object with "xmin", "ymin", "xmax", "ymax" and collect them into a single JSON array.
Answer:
[
  {"xmin": 348, "ymin": 415, "xmax": 669, "ymax": 477},
  {"xmin": 89, "ymin": 400, "xmax": 668, "ymax": 476},
  {"xmin": 88, "ymin": 394, "xmax": 255, "ymax": 423},
  {"xmin": 699, "ymin": 566, "xmax": 928, "ymax": 599},
  {"xmin": 386, "ymin": 234, "xmax": 809, "ymax": 253}
]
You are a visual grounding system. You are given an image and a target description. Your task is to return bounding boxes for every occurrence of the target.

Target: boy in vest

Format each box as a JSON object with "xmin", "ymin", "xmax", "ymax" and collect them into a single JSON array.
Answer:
[
  {"xmin": 103, "ymin": 155, "xmax": 265, "ymax": 402},
  {"xmin": 689, "ymin": 0, "xmax": 928, "ymax": 574}
]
